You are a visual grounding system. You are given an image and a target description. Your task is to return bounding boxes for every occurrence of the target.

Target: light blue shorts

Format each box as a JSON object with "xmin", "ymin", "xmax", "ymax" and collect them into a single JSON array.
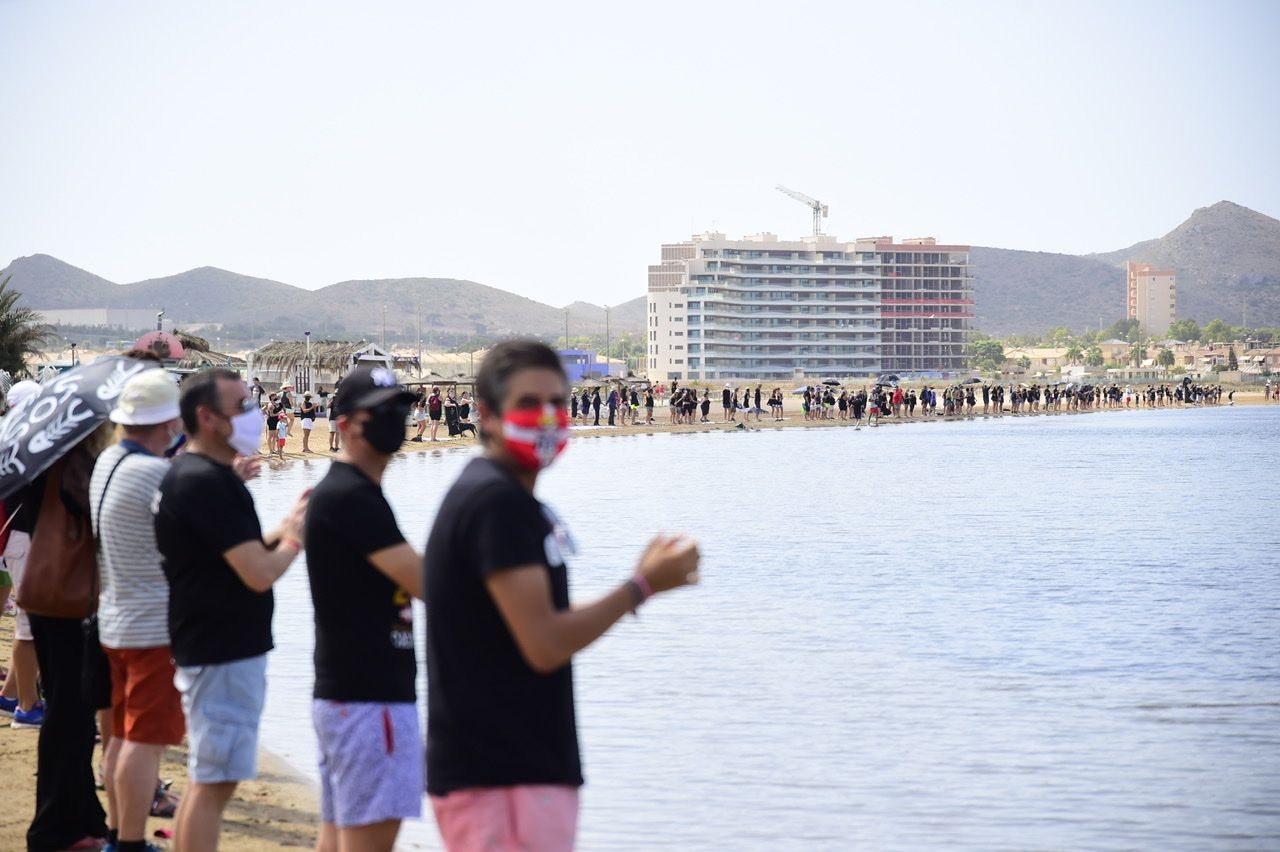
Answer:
[
  {"xmin": 175, "ymin": 655, "xmax": 267, "ymax": 784},
  {"xmin": 313, "ymin": 700, "xmax": 423, "ymax": 827}
]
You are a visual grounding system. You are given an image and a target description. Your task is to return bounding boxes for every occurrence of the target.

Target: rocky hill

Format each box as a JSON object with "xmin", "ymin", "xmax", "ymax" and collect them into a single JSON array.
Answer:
[
  {"xmin": 968, "ymin": 248, "xmax": 1125, "ymax": 335},
  {"xmin": 1087, "ymin": 201, "xmax": 1280, "ymax": 328},
  {"xmin": 959, "ymin": 200, "xmax": 1279, "ymax": 335}
]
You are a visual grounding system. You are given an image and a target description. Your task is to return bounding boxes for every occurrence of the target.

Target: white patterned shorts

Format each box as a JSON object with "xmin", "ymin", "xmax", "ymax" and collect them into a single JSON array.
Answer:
[{"xmin": 313, "ymin": 699, "xmax": 423, "ymax": 827}]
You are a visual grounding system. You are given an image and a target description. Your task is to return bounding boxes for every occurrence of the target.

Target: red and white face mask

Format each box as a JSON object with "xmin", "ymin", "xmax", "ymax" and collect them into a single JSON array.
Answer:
[{"xmin": 501, "ymin": 404, "xmax": 570, "ymax": 471}]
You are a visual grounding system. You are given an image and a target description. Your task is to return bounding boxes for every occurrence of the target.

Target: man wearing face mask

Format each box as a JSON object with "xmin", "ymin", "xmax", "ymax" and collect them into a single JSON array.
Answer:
[
  {"xmin": 304, "ymin": 366, "xmax": 424, "ymax": 852},
  {"xmin": 424, "ymin": 340, "xmax": 702, "ymax": 851},
  {"xmin": 91, "ymin": 369, "xmax": 189, "ymax": 852},
  {"xmin": 153, "ymin": 369, "xmax": 309, "ymax": 852}
]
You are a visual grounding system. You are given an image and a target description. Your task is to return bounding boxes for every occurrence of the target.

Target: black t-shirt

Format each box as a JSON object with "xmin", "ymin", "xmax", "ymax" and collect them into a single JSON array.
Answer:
[
  {"xmin": 155, "ymin": 452, "xmax": 271, "ymax": 666},
  {"xmin": 305, "ymin": 462, "xmax": 413, "ymax": 702},
  {"xmin": 423, "ymin": 457, "xmax": 582, "ymax": 795}
]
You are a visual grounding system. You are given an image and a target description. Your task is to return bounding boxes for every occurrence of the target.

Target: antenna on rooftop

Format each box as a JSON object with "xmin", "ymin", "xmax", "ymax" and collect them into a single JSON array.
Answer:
[{"xmin": 776, "ymin": 185, "xmax": 829, "ymax": 236}]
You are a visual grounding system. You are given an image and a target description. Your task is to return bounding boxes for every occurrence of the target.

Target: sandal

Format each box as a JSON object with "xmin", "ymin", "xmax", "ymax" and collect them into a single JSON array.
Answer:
[{"xmin": 151, "ymin": 782, "xmax": 180, "ymax": 818}]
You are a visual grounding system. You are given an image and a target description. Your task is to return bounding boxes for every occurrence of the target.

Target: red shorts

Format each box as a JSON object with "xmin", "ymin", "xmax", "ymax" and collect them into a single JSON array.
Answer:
[{"xmin": 104, "ymin": 645, "xmax": 186, "ymax": 745}]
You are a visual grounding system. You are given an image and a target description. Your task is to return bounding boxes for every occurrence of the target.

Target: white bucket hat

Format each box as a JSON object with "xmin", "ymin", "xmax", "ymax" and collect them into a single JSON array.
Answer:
[{"xmin": 110, "ymin": 369, "xmax": 180, "ymax": 425}]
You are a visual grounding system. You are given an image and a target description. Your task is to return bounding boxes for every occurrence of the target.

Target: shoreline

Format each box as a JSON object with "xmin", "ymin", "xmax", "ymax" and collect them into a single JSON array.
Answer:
[
  {"xmin": 258, "ymin": 390, "xmax": 1276, "ymax": 464},
  {"xmin": 0, "ymin": 617, "xmax": 320, "ymax": 851}
]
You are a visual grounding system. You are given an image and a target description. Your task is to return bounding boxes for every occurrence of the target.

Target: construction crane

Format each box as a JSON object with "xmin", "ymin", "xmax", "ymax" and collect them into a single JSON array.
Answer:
[{"xmin": 776, "ymin": 185, "xmax": 828, "ymax": 236}]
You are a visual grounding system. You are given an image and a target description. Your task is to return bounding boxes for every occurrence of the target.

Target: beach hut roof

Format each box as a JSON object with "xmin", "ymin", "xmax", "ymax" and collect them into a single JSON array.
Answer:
[
  {"xmin": 176, "ymin": 350, "xmax": 247, "ymax": 370},
  {"xmin": 251, "ymin": 340, "xmax": 383, "ymax": 373},
  {"xmin": 175, "ymin": 330, "xmax": 211, "ymax": 353}
]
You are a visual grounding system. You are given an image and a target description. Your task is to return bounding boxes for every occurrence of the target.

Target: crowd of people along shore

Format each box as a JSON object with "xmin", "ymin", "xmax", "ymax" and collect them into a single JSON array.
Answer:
[
  {"xmin": 0, "ymin": 341, "xmax": 699, "ymax": 852},
  {"xmin": 565, "ymin": 377, "xmax": 1235, "ymax": 430},
  {"xmin": 250, "ymin": 381, "xmax": 480, "ymax": 458}
]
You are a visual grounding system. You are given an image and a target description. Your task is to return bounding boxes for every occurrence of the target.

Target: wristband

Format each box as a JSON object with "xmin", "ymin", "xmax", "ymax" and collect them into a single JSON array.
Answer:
[
  {"xmin": 631, "ymin": 573, "xmax": 653, "ymax": 601},
  {"xmin": 624, "ymin": 578, "xmax": 645, "ymax": 615},
  {"xmin": 282, "ymin": 538, "xmax": 302, "ymax": 553}
]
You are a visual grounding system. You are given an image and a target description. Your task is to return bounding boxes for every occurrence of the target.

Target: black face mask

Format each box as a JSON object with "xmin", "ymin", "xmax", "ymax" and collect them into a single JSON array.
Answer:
[{"xmin": 362, "ymin": 403, "xmax": 410, "ymax": 454}]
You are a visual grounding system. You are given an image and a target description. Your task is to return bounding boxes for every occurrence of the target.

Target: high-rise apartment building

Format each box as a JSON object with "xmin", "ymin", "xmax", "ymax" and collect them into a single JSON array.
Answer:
[
  {"xmin": 1126, "ymin": 261, "xmax": 1177, "ymax": 336},
  {"xmin": 647, "ymin": 232, "xmax": 972, "ymax": 381}
]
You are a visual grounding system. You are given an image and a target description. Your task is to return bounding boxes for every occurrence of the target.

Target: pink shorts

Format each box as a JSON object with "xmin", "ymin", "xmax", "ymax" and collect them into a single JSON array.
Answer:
[{"xmin": 430, "ymin": 785, "xmax": 578, "ymax": 852}]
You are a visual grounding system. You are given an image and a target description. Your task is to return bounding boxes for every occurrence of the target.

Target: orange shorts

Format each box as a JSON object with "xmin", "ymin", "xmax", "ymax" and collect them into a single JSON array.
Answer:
[{"xmin": 104, "ymin": 645, "xmax": 186, "ymax": 745}]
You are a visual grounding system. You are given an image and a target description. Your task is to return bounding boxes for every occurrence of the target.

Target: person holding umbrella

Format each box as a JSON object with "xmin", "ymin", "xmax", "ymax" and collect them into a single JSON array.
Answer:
[{"xmin": 0, "ymin": 356, "xmax": 160, "ymax": 852}]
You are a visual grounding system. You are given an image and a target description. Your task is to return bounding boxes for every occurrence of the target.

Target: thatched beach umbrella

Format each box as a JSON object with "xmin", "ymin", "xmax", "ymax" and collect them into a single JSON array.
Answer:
[{"xmin": 175, "ymin": 330, "xmax": 211, "ymax": 353}]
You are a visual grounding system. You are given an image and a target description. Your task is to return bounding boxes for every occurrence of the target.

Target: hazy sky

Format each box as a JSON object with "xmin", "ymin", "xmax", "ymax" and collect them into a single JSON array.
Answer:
[{"xmin": 2, "ymin": 0, "xmax": 1277, "ymax": 306}]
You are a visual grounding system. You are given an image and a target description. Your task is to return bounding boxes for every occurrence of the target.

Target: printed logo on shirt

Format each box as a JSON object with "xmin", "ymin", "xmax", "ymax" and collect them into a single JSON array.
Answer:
[{"xmin": 390, "ymin": 588, "xmax": 414, "ymax": 650}]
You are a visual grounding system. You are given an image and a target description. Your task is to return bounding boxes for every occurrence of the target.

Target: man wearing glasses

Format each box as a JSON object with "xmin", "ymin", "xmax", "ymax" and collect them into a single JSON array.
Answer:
[{"xmin": 154, "ymin": 369, "xmax": 310, "ymax": 852}]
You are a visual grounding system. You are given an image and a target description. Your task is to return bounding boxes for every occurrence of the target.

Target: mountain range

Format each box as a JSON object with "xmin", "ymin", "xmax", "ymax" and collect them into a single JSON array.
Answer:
[
  {"xmin": 3, "ymin": 200, "xmax": 1277, "ymax": 342},
  {"xmin": 0, "ymin": 254, "xmax": 646, "ymax": 345}
]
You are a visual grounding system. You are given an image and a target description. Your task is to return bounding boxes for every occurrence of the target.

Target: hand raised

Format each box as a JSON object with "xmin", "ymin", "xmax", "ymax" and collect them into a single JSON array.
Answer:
[
  {"xmin": 637, "ymin": 535, "xmax": 701, "ymax": 596},
  {"xmin": 233, "ymin": 454, "xmax": 262, "ymax": 482},
  {"xmin": 283, "ymin": 489, "xmax": 312, "ymax": 543}
]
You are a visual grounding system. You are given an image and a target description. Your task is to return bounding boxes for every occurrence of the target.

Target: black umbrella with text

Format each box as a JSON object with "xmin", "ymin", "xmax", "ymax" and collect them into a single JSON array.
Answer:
[{"xmin": 0, "ymin": 356, "xmax": 160, "ymax": 501}]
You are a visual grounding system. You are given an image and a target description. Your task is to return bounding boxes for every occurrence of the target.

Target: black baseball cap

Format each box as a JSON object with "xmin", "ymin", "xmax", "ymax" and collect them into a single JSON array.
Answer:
[{"xmin": 332, "ymin": 365, "xmax": 416, "ymax": 417}]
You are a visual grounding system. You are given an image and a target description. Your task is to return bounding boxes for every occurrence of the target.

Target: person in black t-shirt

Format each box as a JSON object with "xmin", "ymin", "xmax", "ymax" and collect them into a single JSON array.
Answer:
[
  {"xmin": 424, "ymin": 340, "xmax": 700, "ymax": 851},
  {"xmin": 154, "ymin": 369, "xmax": 309, "ymax": 852},
  {"xmin": 305, "ymin": 365, "xmax": 423, "ymax": 852}
]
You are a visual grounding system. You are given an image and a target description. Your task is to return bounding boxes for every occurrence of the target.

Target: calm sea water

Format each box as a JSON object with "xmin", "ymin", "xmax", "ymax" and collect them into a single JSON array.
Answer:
[{"xmin": 249, "ymin": 405, "xmax": 1280, "ymax": 850}]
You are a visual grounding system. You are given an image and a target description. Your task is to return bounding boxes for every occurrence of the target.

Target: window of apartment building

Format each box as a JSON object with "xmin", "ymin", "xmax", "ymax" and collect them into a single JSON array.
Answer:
[
  {"xmin": 674, "ymin": 359, "xmax": 684, "ymax": 365},
  {"xmin": 674, "ymin": 331, "xmax": 684, "ymax": 336}
]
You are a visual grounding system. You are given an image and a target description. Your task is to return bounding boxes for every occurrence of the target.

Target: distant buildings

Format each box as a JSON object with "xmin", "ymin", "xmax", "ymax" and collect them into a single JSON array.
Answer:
[
  {"xmin": 556, "ymin": 349, "xmax": 614, "ymax": 382},
  {"xmin": 647, "ymin": 232, "xmax": 973, "ymax": 382},
  {"xmin": 1126, "ymin": 262, "xmax": 1177, "ymax": 336}
]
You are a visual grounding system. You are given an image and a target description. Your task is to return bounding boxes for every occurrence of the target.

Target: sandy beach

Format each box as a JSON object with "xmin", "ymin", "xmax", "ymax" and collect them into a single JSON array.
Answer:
[
  {"xmin": 0, "ymin": 617, "xmax": 320, "ymax": 851},
  {"xmin": 260, "ymin": 389, "xmax": 1274, "ymax": 463}
]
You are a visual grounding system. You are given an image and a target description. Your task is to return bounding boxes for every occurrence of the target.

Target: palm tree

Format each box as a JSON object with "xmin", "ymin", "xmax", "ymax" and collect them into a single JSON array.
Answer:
[
  {"xmin": 1085, "ymin": 345, "xmax": 1105, "ymax": 367},
  {"xmin": 1064, "ymin": 343, "xmax": 1083, "ymax": 365},
  {"xmin": 0, "ymin": 275, "xmax": 54, "ymax": 377},
  {"xmin": 1129, "ymin": 340, "xmax": 1148, "ymax": 367}
]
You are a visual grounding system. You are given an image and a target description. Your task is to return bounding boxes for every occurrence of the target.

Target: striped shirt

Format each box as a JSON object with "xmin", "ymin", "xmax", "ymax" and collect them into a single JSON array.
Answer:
[{"xmin": 90, "ymin": 442, "xmax": 171, "ymax": 649}]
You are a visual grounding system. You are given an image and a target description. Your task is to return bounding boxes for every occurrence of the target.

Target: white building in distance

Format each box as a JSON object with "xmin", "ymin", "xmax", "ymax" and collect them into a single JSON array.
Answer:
[{"xmin": 647, "ymin": 232, "xmax": 973, "ymax": 382}]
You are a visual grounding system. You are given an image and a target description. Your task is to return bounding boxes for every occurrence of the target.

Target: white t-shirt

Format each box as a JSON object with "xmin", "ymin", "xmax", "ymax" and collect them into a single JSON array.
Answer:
[{"xmin": 89, "ymin": 443, "xmax": 172, "ymax": 649}]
